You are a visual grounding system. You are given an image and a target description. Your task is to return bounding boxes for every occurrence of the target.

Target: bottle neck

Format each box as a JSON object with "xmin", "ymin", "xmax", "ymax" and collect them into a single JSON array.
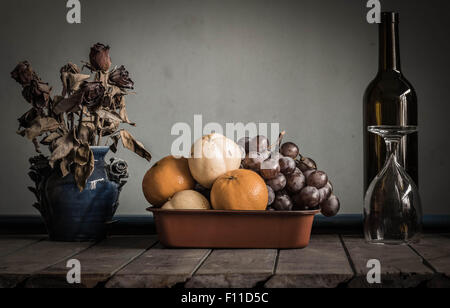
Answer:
[{"xmin": 378, "ymin": 16, "xmax": 401, "ymax": 73}]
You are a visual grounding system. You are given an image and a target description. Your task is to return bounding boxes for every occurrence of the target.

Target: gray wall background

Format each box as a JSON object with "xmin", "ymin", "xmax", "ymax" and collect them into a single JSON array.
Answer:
[{"xmin": 0, "ymin": 0, "xmax": 449, "ymax": 215}]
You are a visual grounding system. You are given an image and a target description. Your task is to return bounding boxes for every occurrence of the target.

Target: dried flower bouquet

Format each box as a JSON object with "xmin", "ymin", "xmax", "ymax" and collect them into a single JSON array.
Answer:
[{"xmin": 11, "ymin": 43, "xmax": 151, "ymax": 191}]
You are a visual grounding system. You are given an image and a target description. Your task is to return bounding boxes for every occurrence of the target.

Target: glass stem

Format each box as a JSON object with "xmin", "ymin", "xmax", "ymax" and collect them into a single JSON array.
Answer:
[{"xmin": 385, "ymin": 137, "xmax": 400, "ymax": 162}]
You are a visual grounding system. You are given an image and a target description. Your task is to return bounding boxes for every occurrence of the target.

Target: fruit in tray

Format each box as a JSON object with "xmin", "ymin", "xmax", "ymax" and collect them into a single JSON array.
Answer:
[
  {"xmin": 162, "ymin": 190, "xmax": 211, "ymax": 210},
  {"xmin": 142, "ymin": 132, "xmax": 340, "ymax": 217},
  {"xmin": 210, "ymin": 169, "xmax": 268, "ymax": 211},
  {"xmin": 188, "ymin": 133, "xmax": 242, "ymax": 188},
  {"xmin": 142, "ymin": 155, "xmax": 195, "ymax": 207}
]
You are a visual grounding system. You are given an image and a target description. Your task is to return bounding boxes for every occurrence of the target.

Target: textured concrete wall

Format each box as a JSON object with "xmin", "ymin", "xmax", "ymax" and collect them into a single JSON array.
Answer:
[{"xmin": 0, "ymin": 0, "xmax": 448, "ymax": 215}]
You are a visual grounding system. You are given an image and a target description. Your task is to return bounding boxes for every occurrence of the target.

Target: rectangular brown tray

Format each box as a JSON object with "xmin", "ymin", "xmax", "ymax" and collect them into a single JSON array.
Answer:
[{"xmin": 147, "ymin": 208, "xmax": 320, "ymax": 249}]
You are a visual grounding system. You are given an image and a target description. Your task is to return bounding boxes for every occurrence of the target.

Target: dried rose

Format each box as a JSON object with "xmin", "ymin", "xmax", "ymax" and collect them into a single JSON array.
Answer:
[
  {"xmin": 11, "ymin": 61, "xmax": 35, "ymax": 86},
  {"xmin": 79, "ymin": 81, "xmax": 106, "ymax": 110},
  {"xmin": 22, "ymin": 79, "xmax": 52, "ymax": 109},
  {"xmin": 109, "ymin": 65, "xmax": 134, "ymax": 89},
  {"xmin": 89, "ymin": 43, "xmax": 112, "ymax": 72},
  {"xmin": 107, "ymin": 159, "xmax": 129, "ymax": 183}
]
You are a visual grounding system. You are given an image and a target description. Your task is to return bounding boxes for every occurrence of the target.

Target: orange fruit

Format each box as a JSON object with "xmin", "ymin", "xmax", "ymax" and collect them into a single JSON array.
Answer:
[
  {"xmin": 142, "ymin": 156, "xmax": 195, "ymax": 207},
  {"xmin": 210, "ymin": 169, "xmax": 268, "ymax": 211}
]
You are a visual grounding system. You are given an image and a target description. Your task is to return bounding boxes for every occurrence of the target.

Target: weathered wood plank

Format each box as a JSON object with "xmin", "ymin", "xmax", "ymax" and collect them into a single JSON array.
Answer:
[
  {"xmin": 410, "ymin": 234, "xmax": 450, "ymax": 287},
  {"xmin": 0, "ymin": 240, "xmax": 92, "ymax": 288},
  {"xmin": 186, "ymin": 249, "xmax": 277, "ymax": 288},
  {"xmin": 106, "ymin": 244, "xmax": 210, "ymax": 288},
  {"xmin": 343, "ymin": 236, "xmax": 434, "ymax": 288},
  {"xmin": 26, "ymin": 236, "xmax": 157, "ymax": 288},
  {"xmin": 410, "ymin": 234, "xmax": 450, "ymax": 276},
  {"xmin": 0, "ymin": 236, "xmax": 44, "ymax": 257},
  {"xmin": 265, "ymin": 235, "xmax": 353, "ymax": 288}
]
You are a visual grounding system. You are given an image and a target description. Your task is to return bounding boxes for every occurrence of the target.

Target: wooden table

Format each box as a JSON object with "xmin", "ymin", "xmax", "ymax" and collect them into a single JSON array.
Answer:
[{"xmin": 0, "ymin": 234, "xmax": 448, "ymax": 288}]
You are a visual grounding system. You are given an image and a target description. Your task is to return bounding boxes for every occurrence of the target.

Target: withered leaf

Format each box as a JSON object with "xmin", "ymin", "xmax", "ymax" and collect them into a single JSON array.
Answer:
[
  {"xmin": 18, "ymin": 108, "xmax": 40, "ymax": 128},
  {"xmin": 60, "ymin": 63, "xmax": 81, "ymax": 75},
  {"xmin": 74, "ymin": 143, "xmax": 90, "ymax": 166},
  {"xmin": 22, "ymin": 79, "xmax": 52, "ymax": 110},
  {"xmin": 78, "ymin": 125, "xmax": 94, "ymax": 144},
  {"xmin": 19, "ymin": 117, "xmax": 60, "ymax": 141},
  {"xmin": 68, "ymin": 73, "xmax": 91, "ymax": 93},
  {"xmin": 99, "ymin": 119, "xmax": 120, "ymax": 137},
  {"xmin": 117, "ymin": 96, "xmax": 135, "ymax": 126},
  {"xmin": 41, "ymin": 132, "xmax": 61, "ymax": 145},
  {"xmin": 49, "ymin": 131, "xmax": 79, "ymax": 167},
  {"xmin": 74, "ymin": 149, "xmax": 94, "ymax": 191},
  {"xmin": 61, "ymin": 67, "xmax": 90, "ymax": 96},
  {"xmin": 109, "ymin": 134, "xmax": 121, "ymax": 153},
  {"xmin": 96, "ymin": 109, "xmax": 123, "ymax": 124},
  {"xmin": 107, "ymin": 85, "xmax": 124, "ymax": 99},
  {"xmin": 120, "ymin": 130, "xmax": 152, "ymax": 162},
  {"xmin": 53, "ymin": 93, "xmax": 82, "ymax": 114},
  {"xmin": 60, "ymin": 155, "xmax": 72, "ymax": 178},
  {"xmin": 32, "ymin": 138, "xmax": 41, "ymax": 153}
]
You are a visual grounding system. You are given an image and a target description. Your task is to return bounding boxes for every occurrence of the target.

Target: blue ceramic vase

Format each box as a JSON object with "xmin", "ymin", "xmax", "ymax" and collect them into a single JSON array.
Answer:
[{"xmin": 29, "ymin": 147, "xmax": 128, "ymax": 242}]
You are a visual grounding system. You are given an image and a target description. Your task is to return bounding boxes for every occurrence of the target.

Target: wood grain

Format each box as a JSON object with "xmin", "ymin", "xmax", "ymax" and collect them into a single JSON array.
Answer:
[
  {"xmin": 342, "ymin": 236, "xmax": 434, "ymax": 288},
  {"xmin": 410, "ymin": 234, "xmax": 450, "ymax": 287},
  {"xmin": 266, "ymin": 235, "xmax": 353, "ymax": 288},
  {"xmin": 26, "ymin": 236, "xmax": 157, "ymax": 288},
  {"xmin": 106, "ymin": 244, "xmax": 211, "ymax": 288},
  {"xmin": 410, "ymin": 234, "xmax": 450, "ymax": 275},
  {"xmin": 186, "ymin": 249, "xmax": 277, "ymax": 288},
  {"xmin": 0, "ymin": 240, "xmax": 92, "ymax": 288},
  {"xmin": 0, "ymin": 236, "xmax": 43, "ymax": 257}
]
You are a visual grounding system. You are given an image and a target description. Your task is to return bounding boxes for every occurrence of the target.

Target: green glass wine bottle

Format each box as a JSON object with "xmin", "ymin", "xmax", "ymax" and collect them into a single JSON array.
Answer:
[{"xmin": 363, "ymin": 12, "xmax": 418, "ymax": 191}]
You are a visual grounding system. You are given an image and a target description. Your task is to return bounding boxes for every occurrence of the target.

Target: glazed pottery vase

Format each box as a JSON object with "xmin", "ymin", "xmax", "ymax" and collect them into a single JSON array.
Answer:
[{"xmin": 29, "ymin": 146, "xmax": 128, "ymax": 242}]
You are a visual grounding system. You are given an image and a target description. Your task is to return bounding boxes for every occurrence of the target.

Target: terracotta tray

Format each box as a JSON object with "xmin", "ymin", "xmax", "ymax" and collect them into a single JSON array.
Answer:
[{"xmin": 147, "ymin": 208, "xmax": 320, "ymax": 249}]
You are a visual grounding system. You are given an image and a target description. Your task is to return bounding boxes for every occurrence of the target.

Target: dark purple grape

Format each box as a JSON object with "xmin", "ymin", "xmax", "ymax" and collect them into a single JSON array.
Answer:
[
  {"xmin": 243, "ymin": 151, "xmax": 266, "ymax": 171},
  {"xmin": 320, "ymin": 195, "xmax": 340, "ymax": 217},
  {"xmin": 291, "ymin": 168, "xmax": 302, "ymax": 176},
  {"xmin": 237, "ymin": 137, "xmax": 250, "ymax": 155},
  {"xmin": 260, "ymin": 158, "xmax": 281, "ymax": 180},
  {"xmin": 286, "ymin": 172, "xmax": 306, "ymax": 194},
  {"xmin": 280, "ymin": 142, "xmax": 299, "ymax": 159},
  {"xmin": 318, "ymin": 184, "xmax": 332, "ymax": 203},
  {"xmin": 303, "ymin": 169, "xmax": 315, "ymax": 180},
  {"xmin": 260, "ymin": 150, "xmax": 271, "ymax": 160},
  {"xmin": 271, "ymin": 152, "xmax": 284, "ymax": 161},
  {"xmin": 307, "ymin": 171, "xmax": 328, "ymax": 189},
  {"xmin": 267, "ymin": 185, "xmax": 275, "ymax": 206},
  {"xmin": 279, "ymin": 156, "xmax": 296, "ymax": 175},
  {"xmin": 273, "ymin": 191, "xmax": 293, "ymax": 211},
  {"xmin": 249, "ymin": 136, "xmax": 269, "ymax": 153},
  {"xmin": 327, "ymin": 181, "xmax": 334, "ymax": 192},
  {"xmin": 266, "ymin": 173, "xmax": 286, "ymax": 192},
  {"xmin": 292, "ymin": 186, "xmax": 320, "ymax": 210},
  {"xmin": 297, "ymin": 157, "xmax": 317, "ymax": 172}
]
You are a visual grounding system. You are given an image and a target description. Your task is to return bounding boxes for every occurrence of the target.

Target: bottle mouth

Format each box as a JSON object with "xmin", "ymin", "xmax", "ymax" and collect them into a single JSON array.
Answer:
[{"xmin": 381, "ymin": 12, "xmax": 399, "ymax": 23}]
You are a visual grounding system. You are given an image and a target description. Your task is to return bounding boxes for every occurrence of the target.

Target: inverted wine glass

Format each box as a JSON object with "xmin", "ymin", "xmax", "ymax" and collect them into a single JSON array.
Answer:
[{"xmin": 364, "ymin": 125, "xmax": 422, "ymax": 245}]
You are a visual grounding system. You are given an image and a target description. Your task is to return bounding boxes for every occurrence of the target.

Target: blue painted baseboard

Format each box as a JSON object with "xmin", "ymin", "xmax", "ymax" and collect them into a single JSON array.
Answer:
[{"xmin": 0, "ymin": 214, "xmax": 449, "ymax": 235}]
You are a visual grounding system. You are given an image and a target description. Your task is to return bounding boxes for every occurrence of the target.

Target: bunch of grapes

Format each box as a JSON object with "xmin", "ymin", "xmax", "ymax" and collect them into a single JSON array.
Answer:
[{"xmin": 238, "ymin": 135, "xmax": 340, "ymax": 217}]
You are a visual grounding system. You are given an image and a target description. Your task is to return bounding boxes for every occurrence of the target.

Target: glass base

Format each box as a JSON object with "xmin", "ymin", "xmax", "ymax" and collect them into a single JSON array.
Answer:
[{"xmin": 365, "ymin": 236, "xmax": 421, "ymax": 246}]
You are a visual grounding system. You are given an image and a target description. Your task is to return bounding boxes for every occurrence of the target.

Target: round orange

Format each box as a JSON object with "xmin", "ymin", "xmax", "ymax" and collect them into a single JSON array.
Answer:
[
  {"xmin": 210, "ymin": 169, "xmax": 268, "ymax": 211},
  {"xmin": 142, "ymin": 156, "xmax": 195, "ymax": 207}
]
